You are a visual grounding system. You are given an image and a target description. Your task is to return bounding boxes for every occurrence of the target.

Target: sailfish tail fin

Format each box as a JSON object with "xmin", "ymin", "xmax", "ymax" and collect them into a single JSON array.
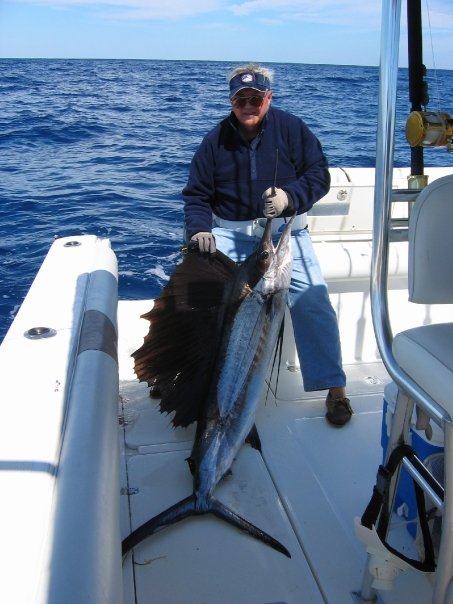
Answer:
[
  {"xmin": 122, "ymin": 494, "xmax": 291, "ymax": 559},
  {"xmin": 210, "ymin": 497, "xmax": 291, "ymax": 558}
]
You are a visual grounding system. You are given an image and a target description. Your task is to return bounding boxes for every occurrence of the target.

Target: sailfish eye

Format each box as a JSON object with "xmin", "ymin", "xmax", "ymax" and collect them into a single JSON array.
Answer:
[{"xmin": 259, "ymin": 251, "xmax": 270, "ymax": 261}]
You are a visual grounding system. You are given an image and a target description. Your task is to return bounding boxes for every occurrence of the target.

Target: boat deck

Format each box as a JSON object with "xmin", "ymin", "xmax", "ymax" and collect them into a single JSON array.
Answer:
[{"xmin": 118, "ymin": 300, "xmax": 434, "ymax": 604}]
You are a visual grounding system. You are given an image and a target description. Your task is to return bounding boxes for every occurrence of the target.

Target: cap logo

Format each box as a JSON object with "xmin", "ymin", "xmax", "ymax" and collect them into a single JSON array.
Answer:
[{"xmin": 241, "ymin": 73, "xmax": 254, "ymax": 83}]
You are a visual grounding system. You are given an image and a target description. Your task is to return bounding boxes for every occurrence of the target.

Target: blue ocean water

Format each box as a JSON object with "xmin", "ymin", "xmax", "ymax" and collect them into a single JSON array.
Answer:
[{"xmin": 1, "ymin": 59, "xmax": 452, "ymax": 342}]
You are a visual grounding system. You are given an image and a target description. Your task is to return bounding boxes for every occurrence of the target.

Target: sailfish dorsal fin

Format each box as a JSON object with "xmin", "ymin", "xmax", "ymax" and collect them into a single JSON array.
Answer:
[{"xmin": 133, "ymin": 247, "xmax": 238, "ymax": 427}]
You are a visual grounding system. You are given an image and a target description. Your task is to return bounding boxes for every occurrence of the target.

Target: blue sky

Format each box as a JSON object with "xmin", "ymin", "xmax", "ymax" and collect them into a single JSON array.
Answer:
[{"xmin": 1, "ymin": 0, "xmax": 453, "ymax": 69}]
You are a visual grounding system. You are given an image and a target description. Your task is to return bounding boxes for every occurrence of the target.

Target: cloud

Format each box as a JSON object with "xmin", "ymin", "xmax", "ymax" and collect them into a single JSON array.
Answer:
[
  {"xmin": 229, "ymin": 0, "xmax": 379, "ymax": 23},
  {"xmin": 14, "ymin": 0, "xmax": 226, "ymax": 19},
  {"xmin": 424, "ymin": 9, "xmax": 453, "ymax": 31},
  {"xmin": 228, "ymin": 0, "xmax": 453, "ymax": 36},
  {"xmin": 10, "ymin": 0, "xmax": 453, "ymax": 30},
  {"xmin": 7, "ymin": 0, "xmax": 379, "ymax": 22}
]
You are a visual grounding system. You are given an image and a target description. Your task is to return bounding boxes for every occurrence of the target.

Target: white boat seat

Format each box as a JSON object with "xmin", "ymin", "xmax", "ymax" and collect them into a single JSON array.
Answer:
[
  {"xmin": 393, "ymin": 173, "xmax": 453, "ymax": 415},
  {"xmin": 406, "ymin": 176, "xmax": 453, "ymax": 305},
  {"xmin": 389, "ymin": 173, "xmax": 453, "ymax": 603},
  {"xmin": 393, "ymin": 323, "xmax": 453, "ymax": 419}
]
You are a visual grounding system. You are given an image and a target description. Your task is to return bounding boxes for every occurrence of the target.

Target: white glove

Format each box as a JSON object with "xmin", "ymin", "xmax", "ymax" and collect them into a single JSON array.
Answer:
[
  {"xmin": 262, "ymin": 187, "xmax": 289, "ymax": 218},
  {"xmin": 190, "ymin": 232, "xmax": 216, "ymax": 254}
]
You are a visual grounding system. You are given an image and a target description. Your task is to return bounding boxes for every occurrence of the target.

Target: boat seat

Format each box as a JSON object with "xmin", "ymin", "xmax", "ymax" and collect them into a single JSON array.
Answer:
[
  {"xmin": 393, "ymin": 323, "xmax": 453, "ymax": 419},
  {"xmin": 393, "ymin": 173, "xmax": 453, "ymax": 413},
  {"xmin": 390, "ymin": 173, "xmax": 453, "ymax": 603}
]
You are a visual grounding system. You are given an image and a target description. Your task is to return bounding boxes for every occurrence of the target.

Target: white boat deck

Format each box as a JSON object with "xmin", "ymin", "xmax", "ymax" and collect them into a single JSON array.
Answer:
[{"xmin": 117, "ymin": 300, "xmax": 435, "ymax": 604}]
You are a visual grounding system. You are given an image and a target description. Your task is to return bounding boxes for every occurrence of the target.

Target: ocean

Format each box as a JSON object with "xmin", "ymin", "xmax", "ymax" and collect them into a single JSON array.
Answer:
[{"xmin": 1, "ymin": 59, "xmax": 452, "ymax": 342}]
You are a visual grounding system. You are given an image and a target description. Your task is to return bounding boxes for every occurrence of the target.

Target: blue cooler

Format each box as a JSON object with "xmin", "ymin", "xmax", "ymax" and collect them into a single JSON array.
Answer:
[{"xmin": 381, "ymin": 382, "xmax": 444, "ymax": 538}]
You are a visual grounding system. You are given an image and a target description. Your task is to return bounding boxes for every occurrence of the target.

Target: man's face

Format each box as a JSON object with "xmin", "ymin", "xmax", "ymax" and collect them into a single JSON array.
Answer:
[{"xmin": 231, "ymin": 88, "xmax": 272, "ymax": 135}]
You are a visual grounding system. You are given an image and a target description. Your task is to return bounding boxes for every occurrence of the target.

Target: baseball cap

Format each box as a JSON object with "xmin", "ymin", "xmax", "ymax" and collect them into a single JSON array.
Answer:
[{"xmin": 229, "ymin": 71, "xmax": 271, "ymax": 98}]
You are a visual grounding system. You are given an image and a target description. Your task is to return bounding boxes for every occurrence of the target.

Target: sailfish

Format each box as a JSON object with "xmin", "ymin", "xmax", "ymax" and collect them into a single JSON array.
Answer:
[{"xmin": 122, "ymin": 215, "xmax": 295, "ymax": 558}]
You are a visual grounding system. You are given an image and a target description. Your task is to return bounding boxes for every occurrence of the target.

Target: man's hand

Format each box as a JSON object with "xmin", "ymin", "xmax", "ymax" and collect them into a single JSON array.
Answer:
[
  {"xmin": 190, "ymin": 232, "xmax": 216, "ymax": 254},
  {"xmin": 262, "ymin": 187, "xmax": 289, "ymax": 218}
]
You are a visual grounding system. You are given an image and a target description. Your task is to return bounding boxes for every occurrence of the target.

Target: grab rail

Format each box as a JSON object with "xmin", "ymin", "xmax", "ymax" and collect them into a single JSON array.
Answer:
[{"xmin": 370, "ymin": 0, "xmax": 450, "ymax": 430}]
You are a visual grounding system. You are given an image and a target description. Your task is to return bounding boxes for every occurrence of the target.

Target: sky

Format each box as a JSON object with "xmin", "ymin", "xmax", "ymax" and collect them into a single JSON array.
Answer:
[{"xmin": 1, "ymin": 0, "xmax": 453, "ymax": 69}]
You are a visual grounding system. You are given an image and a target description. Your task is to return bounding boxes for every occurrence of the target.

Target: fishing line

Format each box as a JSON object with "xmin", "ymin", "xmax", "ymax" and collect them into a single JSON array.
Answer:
[
  {"xmin": 424, "ymin": 0, "xmax": 441, "ymax": 111},
  {"xmin": 264, "ymin": 317, "xmax": 285, "ymax": 407}
]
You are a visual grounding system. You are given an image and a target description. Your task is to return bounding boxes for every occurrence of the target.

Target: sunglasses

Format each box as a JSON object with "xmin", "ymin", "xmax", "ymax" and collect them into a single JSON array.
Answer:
[{"xmin": 231, "ymin": 94, "xmax": 266, "ymax": 109}]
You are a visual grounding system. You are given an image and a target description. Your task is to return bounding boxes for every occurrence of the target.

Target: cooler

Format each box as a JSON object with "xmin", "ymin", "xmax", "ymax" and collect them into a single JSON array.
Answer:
[{"xmin": 381, "ymin": 381, "xmax": 444, "ymax": 538}]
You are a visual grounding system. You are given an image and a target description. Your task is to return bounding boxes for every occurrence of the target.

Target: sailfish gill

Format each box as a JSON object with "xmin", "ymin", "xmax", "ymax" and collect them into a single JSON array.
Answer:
[{"xmin": 123, "ymin": 215, "xmax": 295, "ymax": 558}]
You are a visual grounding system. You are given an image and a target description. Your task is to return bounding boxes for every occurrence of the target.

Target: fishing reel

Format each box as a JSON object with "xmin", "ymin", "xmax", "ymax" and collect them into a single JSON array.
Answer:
[{"xmin": 406, "ymin": 110, "xmax": 453, "ymax": 151}]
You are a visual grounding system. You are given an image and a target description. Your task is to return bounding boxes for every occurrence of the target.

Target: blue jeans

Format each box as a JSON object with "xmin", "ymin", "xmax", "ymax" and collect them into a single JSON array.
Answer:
[{"xmin": 212, "ymin": 226, "xmax": 346, "ymax": 392}]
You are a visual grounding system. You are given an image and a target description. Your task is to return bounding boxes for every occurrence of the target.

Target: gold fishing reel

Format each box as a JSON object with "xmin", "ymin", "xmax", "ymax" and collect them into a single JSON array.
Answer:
[{"xmin": 406, "ymin": 111, "xmax": 453, "ymax": 151}]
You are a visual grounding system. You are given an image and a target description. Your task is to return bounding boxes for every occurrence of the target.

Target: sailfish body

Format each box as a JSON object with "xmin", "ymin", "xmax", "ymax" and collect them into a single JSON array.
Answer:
[{"xmin": 123, "ymin": 216, "xmax": 295, "ymax": 558}]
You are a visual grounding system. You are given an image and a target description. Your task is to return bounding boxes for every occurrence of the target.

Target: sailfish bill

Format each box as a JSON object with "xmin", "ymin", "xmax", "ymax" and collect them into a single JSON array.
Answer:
[{"xmin": 125, "ymin": 215, "xmax": 296, "ymax": 558}]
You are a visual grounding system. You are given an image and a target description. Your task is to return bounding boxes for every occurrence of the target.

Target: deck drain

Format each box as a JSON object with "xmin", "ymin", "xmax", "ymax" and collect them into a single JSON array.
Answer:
[
  {"xmin": 24, "ymin": 326, "xmax": 57, "ymax": 339},
  {"xmin": 64, "ymin": 240, "xmax": 82, "ymax": 247},
  {"xmin": 365, "ymin": 375, "xmax": 382, "ymax": 385}
]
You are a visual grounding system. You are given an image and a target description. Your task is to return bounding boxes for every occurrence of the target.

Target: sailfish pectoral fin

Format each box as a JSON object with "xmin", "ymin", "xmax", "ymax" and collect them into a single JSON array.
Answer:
[{"xmin": 210, "ymin": 498, "xmax": 291, "ymax": 558}]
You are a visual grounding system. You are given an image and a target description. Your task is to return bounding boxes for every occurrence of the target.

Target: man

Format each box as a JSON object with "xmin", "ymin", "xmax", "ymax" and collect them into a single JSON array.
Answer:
[{"xmin": 183, "ymin": 63, "xmax": 352, "ymax": 426}]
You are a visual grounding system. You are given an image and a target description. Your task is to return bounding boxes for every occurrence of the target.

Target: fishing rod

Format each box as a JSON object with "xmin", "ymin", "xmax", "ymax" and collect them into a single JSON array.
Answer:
[{"xmin": 271, "ymin": 148, "xmax": 279, "ymax": 196}]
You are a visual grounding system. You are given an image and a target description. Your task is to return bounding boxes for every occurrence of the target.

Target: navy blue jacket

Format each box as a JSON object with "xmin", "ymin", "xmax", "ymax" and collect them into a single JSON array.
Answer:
[{"xmin": 183, "ymin": 107, "xmax": 330, "ymax": 240}]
